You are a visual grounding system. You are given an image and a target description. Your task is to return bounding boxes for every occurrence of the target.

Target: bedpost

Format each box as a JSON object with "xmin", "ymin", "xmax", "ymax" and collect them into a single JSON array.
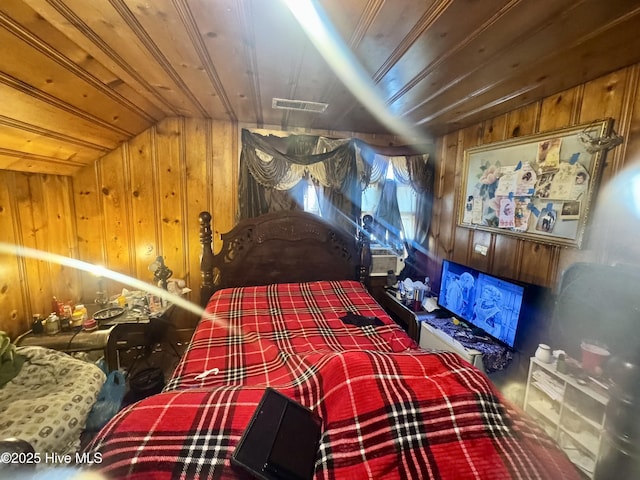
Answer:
[
  {"xmin": 358, "ymin": 226, "xmax": 372, "ymax": 286},
  {"xmin": 199, "ymin": 211, "xmax": 215, "ymax": 307}
]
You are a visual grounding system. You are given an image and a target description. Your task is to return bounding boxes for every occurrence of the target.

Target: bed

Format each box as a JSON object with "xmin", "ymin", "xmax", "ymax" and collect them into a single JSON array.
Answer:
[
  {"xmin": 86, "ymin": 210, "xmax": 580, "ymax": 479},
  {"xmin": 0, "ymin": 346, "xmax": 106, "ymax": 457}
]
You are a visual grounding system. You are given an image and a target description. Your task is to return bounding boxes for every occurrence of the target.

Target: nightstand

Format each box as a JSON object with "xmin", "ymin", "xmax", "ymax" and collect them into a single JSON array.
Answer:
[
  {"xmin": 376, "ymin": 288, "xmax": 430, "ymax": 342},
  {"xmin": 16, "ymin": 325, "xmax": 117, "ymax": 364},
  {"xmin": 15, "ymin": 308, "xmax": 168, "ymax": 372}
]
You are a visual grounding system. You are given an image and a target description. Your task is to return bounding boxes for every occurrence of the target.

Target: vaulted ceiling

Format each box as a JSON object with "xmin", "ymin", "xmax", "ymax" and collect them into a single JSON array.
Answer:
[{"xmin": 2, "ymin": 0, "xmax": 640, "ymax": 176}]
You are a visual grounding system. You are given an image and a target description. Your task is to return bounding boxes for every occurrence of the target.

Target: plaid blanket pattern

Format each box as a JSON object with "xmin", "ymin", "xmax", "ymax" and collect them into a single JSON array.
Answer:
[
  {"xmin": 165, "ymin": 281, "xmax": 416, "ymax": 391},
  {"xmin": 88, "ymin": 350, "xmax": 578, "ymax": 479},
  {"xmin": 86, "ymin": 280, "xmax": 579, "ymax": 479}
]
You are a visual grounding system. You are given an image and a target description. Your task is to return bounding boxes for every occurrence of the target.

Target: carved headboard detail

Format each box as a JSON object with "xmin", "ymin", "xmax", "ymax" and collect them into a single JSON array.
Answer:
[{"xmin": 199, "ymin": 211, "xmax": 370, "ymax": 307}]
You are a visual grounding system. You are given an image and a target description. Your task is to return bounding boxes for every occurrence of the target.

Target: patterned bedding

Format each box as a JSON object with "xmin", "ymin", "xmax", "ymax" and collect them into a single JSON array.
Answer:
[
  {"xmin": 0, "ymin": 346, "xmax": 105, "ymax": 456},
  {"xmin": 87, "ymin": 280, "xmax": 579, "ymax": 479},
  {"xmin": 166, "ymin": 280, "xmax": 416, "ymax": 391}
]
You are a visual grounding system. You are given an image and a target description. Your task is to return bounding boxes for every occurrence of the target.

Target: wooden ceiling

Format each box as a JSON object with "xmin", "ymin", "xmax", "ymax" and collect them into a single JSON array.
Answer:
[{"xmin": 1, "ymin": 0, "xmax": 640, "ymax": 176}]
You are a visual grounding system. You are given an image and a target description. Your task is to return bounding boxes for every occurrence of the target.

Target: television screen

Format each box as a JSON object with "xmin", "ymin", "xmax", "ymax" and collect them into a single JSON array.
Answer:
[{"xmin": 437, "ymin": 259, "xmax": 525, "ymax": 349}]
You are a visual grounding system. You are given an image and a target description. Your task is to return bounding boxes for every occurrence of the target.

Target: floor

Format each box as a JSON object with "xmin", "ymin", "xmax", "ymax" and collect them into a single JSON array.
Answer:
[
  {"xmin": 80, "ymin": 333, "xmax": 189, "ymax": 449},
  {"xmin": 120, "ymin": 334, "xmax": 188, "ymax": 407}
]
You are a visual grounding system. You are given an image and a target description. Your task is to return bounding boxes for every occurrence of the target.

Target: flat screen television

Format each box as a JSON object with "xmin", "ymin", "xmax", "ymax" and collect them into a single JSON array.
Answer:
[{"xmin": 437, "ymin": 259, "xmax": 526, "ymax": 349}]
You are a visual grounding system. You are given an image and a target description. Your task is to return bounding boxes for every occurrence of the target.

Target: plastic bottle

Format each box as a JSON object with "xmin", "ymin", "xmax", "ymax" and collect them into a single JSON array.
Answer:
[
  {"xmin": 32, "ymin": 314, "xmax": 44, "ymax": 334},
  {"xmin": 72, "ymin": 304, "xmax": 87, "ymax": 328},
  {"xmin": 557, "ymin": 352, "xmax": 567, "ymax": 374},
  {"xmin": 60, "ymin": 304, "xmax": 73, "ymax": 331},
  {"xmin": 45, "ymin": 312, "xmax": 60, "ymax": 335},
  {"xmin": 51, "ymin": 296, "xmax": 64, "ymax": 316},
  {"xmin": 74, "ymin": 304, "xmax": 88, "ymax": 321}
]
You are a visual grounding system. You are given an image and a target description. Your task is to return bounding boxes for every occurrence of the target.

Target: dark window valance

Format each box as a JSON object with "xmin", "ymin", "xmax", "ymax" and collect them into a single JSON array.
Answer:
[{"xmin": 238, "ymin": 129, "xmax": 434, "ymax": 248}]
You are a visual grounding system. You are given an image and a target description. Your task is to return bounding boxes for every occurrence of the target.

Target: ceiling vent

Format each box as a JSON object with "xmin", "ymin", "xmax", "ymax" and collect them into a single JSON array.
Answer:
[{"xmin": 272, "ymin": 98, "xmax": 328, "ymax": 113}]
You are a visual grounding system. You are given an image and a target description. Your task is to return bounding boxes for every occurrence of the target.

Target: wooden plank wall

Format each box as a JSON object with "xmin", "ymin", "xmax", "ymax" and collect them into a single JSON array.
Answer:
[
  {"xmin": 2, "ymin": 64, "xmax": 640, "ymax": 339},
  {"xmin": 0, "ymin": 172, "xmax": 81, "ymax": 338},
  {"xmin": 429, "ymin": 65, "xmax": 640, "ymax": 293},
  {"xmin": 0, "ymin": 117, "xmax": 407, "ymax": 338},
  {"xmin": 71, "ymin": 117, "xmax": 238, "ymax": 311},
  {"xmin": 0, "ymin": 118, "xmax": 237, "ymax": 338}
]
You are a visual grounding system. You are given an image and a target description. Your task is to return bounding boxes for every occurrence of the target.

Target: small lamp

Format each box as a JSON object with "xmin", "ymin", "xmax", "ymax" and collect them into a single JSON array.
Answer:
[
  {"xmin": 148, "ymin": 256, "xmax": 173, "ymax": 290},
  {"xmin": 94, "ymin": 277, "xmax": 108, "ymax": 308},
  {"xmin": 91, "ymin": 266, "xmax": 109, "ymax": 308}
]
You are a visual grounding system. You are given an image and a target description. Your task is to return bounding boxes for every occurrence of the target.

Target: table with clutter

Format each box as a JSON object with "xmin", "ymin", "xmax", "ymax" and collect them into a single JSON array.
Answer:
[
  {"xmin": 15, "ymin": 289, "xmax": 176, "ymax": 372},
  {"xmin": 381, "ymin": 277, "xmax": 512, "ymax": 373}
]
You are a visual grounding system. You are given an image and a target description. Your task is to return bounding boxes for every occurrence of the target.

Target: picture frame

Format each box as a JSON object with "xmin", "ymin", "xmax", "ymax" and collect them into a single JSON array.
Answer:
[{"xmin": 458, "ymin": 119, "xmax": 613, "ymax": 248}]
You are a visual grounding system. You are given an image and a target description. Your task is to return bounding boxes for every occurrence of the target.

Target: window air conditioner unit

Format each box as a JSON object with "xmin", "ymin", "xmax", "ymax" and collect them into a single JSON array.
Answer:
[{"xmin": 370, "ymin": 246, "xmax": 403, "ymax": 276}]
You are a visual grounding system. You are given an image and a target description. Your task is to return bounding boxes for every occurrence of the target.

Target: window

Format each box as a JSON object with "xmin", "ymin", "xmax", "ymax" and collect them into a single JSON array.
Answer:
[
  {"xmin": 303, "ymin": 162, "xmax": 419, "ymax": 252},
  {"xmin": 303, "ymin": 183, "xmax": 321, "ymax": 217}
]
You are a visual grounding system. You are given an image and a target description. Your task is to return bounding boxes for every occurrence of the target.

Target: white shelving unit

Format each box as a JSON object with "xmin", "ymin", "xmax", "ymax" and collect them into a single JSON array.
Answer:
[{"xmin": 523, "ymin": 357, "xmax": 609, "ymax": 479}]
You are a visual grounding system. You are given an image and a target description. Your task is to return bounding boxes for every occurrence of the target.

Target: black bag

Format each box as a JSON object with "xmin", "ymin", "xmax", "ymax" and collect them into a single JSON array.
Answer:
[{"xmin": 129, "ymin": 367, "xmax": 164, "ymax": 401}]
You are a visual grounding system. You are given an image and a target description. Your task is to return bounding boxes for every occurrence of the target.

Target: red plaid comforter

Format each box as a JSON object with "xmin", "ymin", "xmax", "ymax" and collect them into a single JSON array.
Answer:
[
  {"xmin": 87, "ymin": 281, "xmax": 579, "ymax": 479},
  {"xmin": 165, "ymin": 280, "xmax": 416, "ymax": 391}
]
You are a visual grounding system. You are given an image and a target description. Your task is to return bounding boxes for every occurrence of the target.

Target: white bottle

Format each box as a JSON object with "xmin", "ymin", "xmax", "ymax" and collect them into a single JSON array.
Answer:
[{"xmin": 45, "ymin": 312, "xmax": 60, "ymax": 335}]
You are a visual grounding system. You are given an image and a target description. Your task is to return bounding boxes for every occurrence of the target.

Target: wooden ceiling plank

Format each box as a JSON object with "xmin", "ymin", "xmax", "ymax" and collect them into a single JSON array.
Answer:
[
  {"xmin": 137, "ymin": 0, "xmax": 235, "ymax": 120},
  {"xmin": 238, "ymin": 0, "xmax": 333, "ymax": 129},
  {"xmin": 431, "ymin": 19, "xmax": 640, "ymax": 133},
  {"xmin": 0, "ymin": 25, "xmax": 152, "ymax": 135},
  {"xmin": 350, "ymin": 0, "xmax": 438, "ymax": 77},
  {"xmin": 309, "ymin": 0, "xmax": 449, "ymax": 132},
  {"xmin": 0, "ymin": 1, "xmax": 164, "ymax": 124},
  {"xmin": 307, "ymin": 0, "xmax": 381, "ymax": 126},
  {"xmin": 117, "ymin": 0, "xmax": 226, "ymax": 117},
  {"xmin": 20, "ymin": 0, "xmax": 175, "ymax": 116},
  {"xmin": 375, "ymin": 0, "xmax": 513, "ymax": 103},
  {"xmin": 387, "ymin": 0, "xmax": 577, "ymax": 116},
  {"xmin": 399, "ymin": 1, "xmax": 640, "ymax": 131},
  {"xmin": 325, "ymin": 0, "xmax": 510, "ymax": 133},
  {"xmin": 0, "ymin": 70, "xmax": 134, "ymax": 138},
  {"xmin": 0, "ymin": 122, "xmax": 105, "ymax": 165},
  {"xmin": 0, "ymin": 115, "xmax": 111, "ymax": 153},
  {"xmin": 319, "ymin": 0, "xmax": 373, "ymax": 46},
  {"xmin": 187, "ymin": 0, "xmax": 261, "ymax": 124},
  {"xmin": 0, "ymin": 82, "xmax": 125, "ymax": 148},
  {"xmin": 0, "ymin": 152, "xmax": 80, "ymax": 176},
  {"xmin": 22, "ymin": 0, "xmax": 200, "ymax": 116},
  {"xmin": 1, "ymin": 0, "xmax": 639, "ymax": 175},
  {"xmin": 108, "ymin": 0, "xmax": 210, "ymax": 117}
]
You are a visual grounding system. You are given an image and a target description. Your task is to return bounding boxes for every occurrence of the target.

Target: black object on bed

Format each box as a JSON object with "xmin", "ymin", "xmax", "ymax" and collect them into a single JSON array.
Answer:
[
  {"xmin": 231, "ymin": 388, "xmax": 322, "ymax": 480},
  {"xmin": 340, "ymin": 312, "xmax": 384, "ymax": 327}
]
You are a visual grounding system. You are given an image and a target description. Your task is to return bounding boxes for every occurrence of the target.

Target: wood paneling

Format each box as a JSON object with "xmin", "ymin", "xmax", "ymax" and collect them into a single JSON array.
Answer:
[
  {"xmin": 1, "ymin": 1, "xmax": 639, "ymax": 175},
  {"xmin": 0, "ymin": 172, "xmax": 28, "ymax": 338},
  {"xmin": 427, "ymin": 64, "xmax": 640, "ymax": 292},
  {"xmin": 128, "ymin": 129, "xmax": 158, "ymax": 280},
  {"xmin": 4, "ymin": 62, "xmax": 640, "ymax": 338},
  {"xmin": 0, "ymin": 117, "xmax": 236, "ymax": 336},
  {"xmin": 0, "ymin": 117, "xmax": 411, "ymax": 338},
  {"xmin": 72, "ymin": 117, "xmax": 240, "ymax": 304},
  {"xmin": 0, "ymin": 171, "xmax": 80, "ymax": 337}
]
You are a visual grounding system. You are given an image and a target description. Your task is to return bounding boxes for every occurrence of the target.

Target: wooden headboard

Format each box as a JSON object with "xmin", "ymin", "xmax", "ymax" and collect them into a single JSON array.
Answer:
[{"xmin": 198, "ymin": 211, "xmax": 371, "ymax": 306}]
